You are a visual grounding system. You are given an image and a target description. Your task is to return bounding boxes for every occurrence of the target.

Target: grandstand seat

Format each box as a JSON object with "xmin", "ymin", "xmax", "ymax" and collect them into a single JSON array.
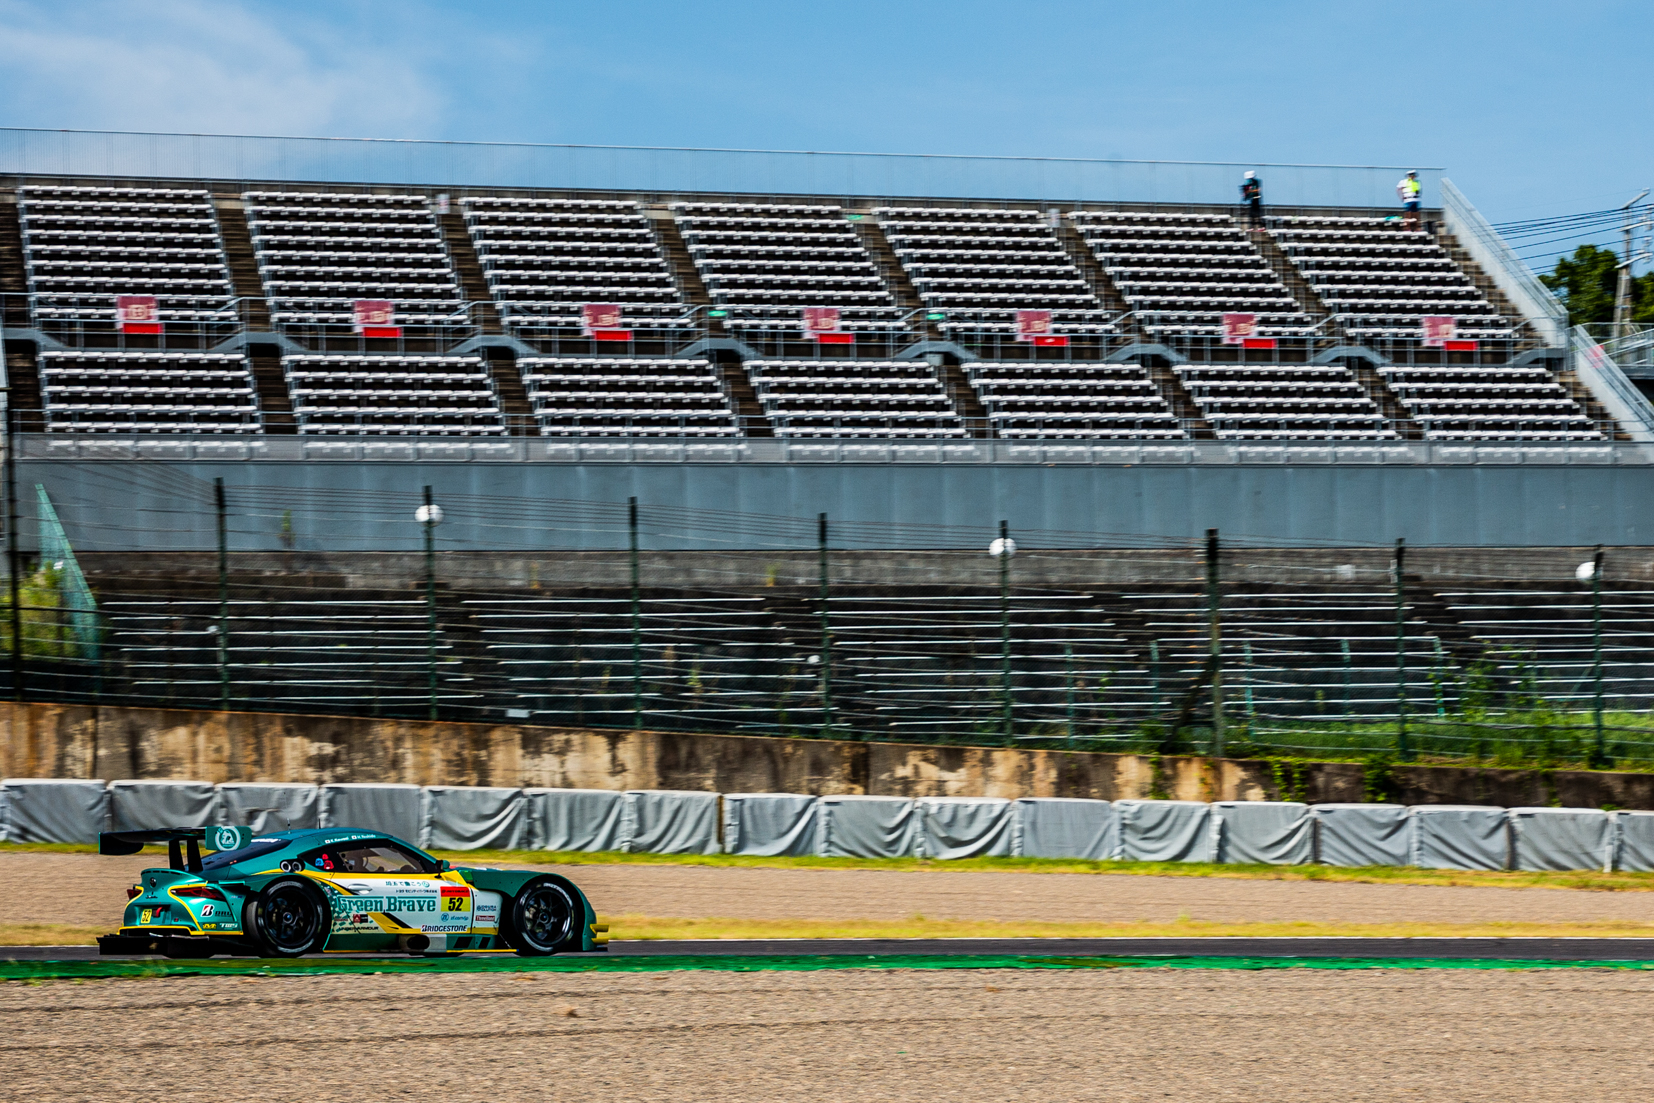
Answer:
[
  {"xmin": 516, "ymin": 357, "xmax": 740, "ymax": 435},
  {"xmin": 244, "ymin": 192, "xmax": 464, "ymax": 328},
  {"xmin": 1378, "ymin": 364, "xmax": 1603, "ymax": 441},
  {"xmin": 1266, "ymin": 215, "xmax": 1518, "ymax": 341},
  {"xmin": 875, "ymin": 207, "xmax": 1119, "ymax": 339},
  {"xmin": 462, "ymin": 197, "xmax": 687, "ymax": 331},
  {"xmin": 38, "ymin": 350, "xmax": 262, "ymax": 433},
  {"xmin": 964, "ymin": 361, "xmax": 1185, "ymax": 439},
  {"xmin": 17, "ymin": 185, "xmax": 236, "ymax": 327},
  {"xmin": 671, "ymin": 203, "xmax": 904, "ymax": 333},
  {"xmin": 280, "ymin": 353, "xmax": 504, "ymax": 434},
  {"xmin": 1173, "ymin": 363, "xmax": 1395, "ymax": 439},
  {"xmin": 745, "ymin": 359, "xmax": 965, "ymax": 437},
  {"xmin": 1067, "ymin": 210, "xmax": 1314, "ymax": 339}
]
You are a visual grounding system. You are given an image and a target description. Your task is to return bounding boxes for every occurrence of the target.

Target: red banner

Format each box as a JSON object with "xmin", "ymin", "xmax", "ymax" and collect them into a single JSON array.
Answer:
[
  {"xmin": 1014, "ymin": 309, "xmax": 1054, "ymax": 342},
  {"xmin": 115, "ymin": 295, "xmax": 162, "ymax": 334},
  {"xmin": 1242, "ymin": 337, "xmax": 1278, "ymax": 349},
  {"xmin": 1443, "ymin": 339, "xmax": 1479, "ymax": 352},
  {"xmin": 1220, "ymin": 313, "xmax": 1257, "ymax": 345},
  {"xmin": 1421, "ymin": 316, "xmax": 1456, "ymax": 348},
  {"xmin": 1032, "ymin": 335, "xmax": 1070, "ymax": 347},
  {"xmin": 802, "ymin": 306, "xmax": 843, "ymax": 339},
  {"xmin": 353, "ymin": 299, "xmax": 401, "ymax": 338}
]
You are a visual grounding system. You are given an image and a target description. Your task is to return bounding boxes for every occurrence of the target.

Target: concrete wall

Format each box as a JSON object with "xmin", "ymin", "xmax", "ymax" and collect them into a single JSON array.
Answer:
[{"xmin": 5, "ymin": 702, "xmax": 1654, "ymax": 809}]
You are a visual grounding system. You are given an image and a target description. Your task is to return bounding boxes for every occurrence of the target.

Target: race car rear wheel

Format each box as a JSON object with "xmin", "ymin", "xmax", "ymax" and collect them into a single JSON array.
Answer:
[
  {"xmin": 244, "ymin": 878, "xmax": 327, "ymax": 958},
  {"xmin": 501, "ymin": 877, "xmax": 578, "ymax": 957}
]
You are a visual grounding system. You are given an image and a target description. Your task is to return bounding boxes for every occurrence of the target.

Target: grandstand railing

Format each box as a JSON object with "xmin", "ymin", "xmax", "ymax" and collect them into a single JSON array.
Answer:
[
  {"xmin": 0, "ymin": 128, "xmax": 1442, "ymax": 208},
  {"xmin": 14, "ymin": 430, "xmax": 1650, "ymax": 464},
  {"xmin": 1441, "ymin": 178, "xmax": 1568, "ymax": 348}
]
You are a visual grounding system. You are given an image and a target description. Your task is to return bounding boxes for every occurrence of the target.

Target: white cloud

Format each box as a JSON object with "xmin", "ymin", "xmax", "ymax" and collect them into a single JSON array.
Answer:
[{"xmin": 0, "ymin": 0, "xmax": 446, "ymax": 136}]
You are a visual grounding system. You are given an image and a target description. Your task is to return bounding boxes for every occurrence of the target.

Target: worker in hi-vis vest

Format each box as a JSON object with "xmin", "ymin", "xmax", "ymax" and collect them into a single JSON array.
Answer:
[
  {"xmin": 1240, "ymin": 171, "xmax": 1263, "ymax": 229},
  {"xmin": 1397, "ymin": 171, "xmax": 1422, "ymax": 231}
]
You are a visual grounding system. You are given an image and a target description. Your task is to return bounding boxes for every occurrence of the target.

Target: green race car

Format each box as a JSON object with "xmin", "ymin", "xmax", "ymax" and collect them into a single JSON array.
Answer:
[{"xmin": 96, "ymin": 825, "xmax": 607, "ymax": 959}]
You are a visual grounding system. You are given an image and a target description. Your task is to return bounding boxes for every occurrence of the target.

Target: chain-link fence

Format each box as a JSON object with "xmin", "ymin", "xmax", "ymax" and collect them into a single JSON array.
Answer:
[{"xmin": 7, "ymin": 461, "xmax": 1654, "ymax": 768}]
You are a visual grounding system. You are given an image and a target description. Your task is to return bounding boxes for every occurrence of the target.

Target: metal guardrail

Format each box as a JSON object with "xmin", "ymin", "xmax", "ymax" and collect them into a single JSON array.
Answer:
[
  {"xmin": 17, "ymin": 432, "xmax": 1654, "ymax": 465},
  {"xmin": 1441, "ymin": 178, "xmax": 1568, "ymax": 347},
  {"xmin": 1571, "ymin": 325, "xmax": 1654, "ymax": 441}
]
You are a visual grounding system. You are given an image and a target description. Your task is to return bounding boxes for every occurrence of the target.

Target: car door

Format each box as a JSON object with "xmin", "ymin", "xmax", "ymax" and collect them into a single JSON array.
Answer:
[{"xmin": 305, "ymin": 839, "xmax": 473, "ymax": 936}]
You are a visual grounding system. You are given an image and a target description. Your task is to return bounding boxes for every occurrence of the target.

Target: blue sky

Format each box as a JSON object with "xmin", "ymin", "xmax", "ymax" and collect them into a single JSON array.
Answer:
[{"xmin": 0, "ymin": 0, "xmax": 1646, "ymax": 271}]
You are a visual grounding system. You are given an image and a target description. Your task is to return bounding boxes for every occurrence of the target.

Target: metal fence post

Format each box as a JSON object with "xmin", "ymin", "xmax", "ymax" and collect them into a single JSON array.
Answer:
[
  {"xmin": 818, "ymin": 512, "xmax": 832, "ymax": 738},
  {"xmin": 1592, "ymin": 545, "xmax": 1607, "ymax": 767},
  {"xmin": 629, "ymin": 496, "xmax": 643, "ymax": 729},
  {"xmin": 1065, "ymin": 642, "xmax": 1076, "ymax": 746},
  {"xmin": 1394, "ymin": 537, "xmax": 1410, "ymax": 760},
  {"xmin": 6, "ymin": 402, "xmax": 20, "ymax": 703},
  {"xmin": 998, "ymin": 520, "xmax": 1013, "ymax": 744},
  {"xmin": 1206, "ymin": 528, "xmax": 1224, "ymax": 756},
  {"xmin": 215, "ymin": 477, "xmax": 229, "ymax": 712},
  {"xmin": 423, "ymin": 486, "xmax": 438, "ymax": 722}
]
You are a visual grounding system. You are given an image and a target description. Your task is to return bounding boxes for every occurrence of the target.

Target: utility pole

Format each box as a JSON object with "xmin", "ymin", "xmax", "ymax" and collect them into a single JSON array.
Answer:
[{"xmin": 1613, "ymin": 190, "xmax": 1649, "ymax": 340}]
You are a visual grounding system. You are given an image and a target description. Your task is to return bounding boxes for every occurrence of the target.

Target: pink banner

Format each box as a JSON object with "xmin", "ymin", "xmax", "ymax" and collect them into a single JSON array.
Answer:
[
  {"xmin": 115, "ymin": 295, "xmax": 161, "ymax": 334},
  {"xmin": 353, "ymin": 300, "xmax": 395, "ymax": 330},
  {"xmin": 1220, "ymin": 313, "xmax": 1257, "ymax": 345},
  {"xmin": 802, "ymin": 306, "xmax": 843, "ymax": 337},
  {"xmin": 1421, "ymin": 316, "xmax": 1456, "ymax": 348},
  {"xmin": 1014, "ymin": 309, "xmax": 1053, "ymax": 342},
  {"xmin": 581, "ymin": 303, "xmax": 624, "ymax": 333}
]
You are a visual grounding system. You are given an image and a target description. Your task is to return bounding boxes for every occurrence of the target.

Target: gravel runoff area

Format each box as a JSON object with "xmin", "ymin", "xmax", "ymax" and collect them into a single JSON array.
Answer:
[
  {"xmin": 7, "ymin": 966, "xmax": 1654, "ymax": 1101},
  {"xmin": 9, "ymin": 851, "xmax": 1654, "ymax": 932}
]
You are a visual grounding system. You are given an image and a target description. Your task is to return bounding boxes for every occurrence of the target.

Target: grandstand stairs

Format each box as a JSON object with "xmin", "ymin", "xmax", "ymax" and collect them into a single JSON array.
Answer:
[
  {"xmin": 714, "ymin": 355, "xmax": 772, "ymax": 436},
  {"xmin": 1251, "ymin": 229, "xmax": 1336, "ymax": 346},
  {"xmin": 0, "ymin": 194, "xmax": 30, "ymax": 329},
  {"xmin": 248, "ymin": 349, "xmax": 297, "ymax": 434},
  {"xmin": 1403, "ymin": 580, "xmax": 1493, "ymax": 672},
  {"xmin": 438, "ymin": 213, "xmax": 502, "ymax": 335},
  {"xmin": 650, "ymin": 208, "xmax": 720, "ymax": 334},
  {"xmin": 937, "ymin": 360, "xmax": 992, "ymax": 435},
  {"xmin": 1143, "ymin": 362, "xmax": 1214, "ymax": 438},
  {"xmin": 1055, "ymin": 219, "xmax": 1138, "ymax": 337},
  {"xmin": 483, "ymin": 348, "xmax": 539, "ymax": 436},
  {"xmin": 212, "ymin": 197, "xmax": 271, "ymax": 330},
  {"xmin": 1344, "ymin": 359, "xmax": 1424, "ymax": 439},
  {"xmin": 1437, "ymin": 228, "xmax": 1534, "ymax": 348},
  {"xmin": 855, "ymin": 215, "xmax": 937, "ymax": 339}
]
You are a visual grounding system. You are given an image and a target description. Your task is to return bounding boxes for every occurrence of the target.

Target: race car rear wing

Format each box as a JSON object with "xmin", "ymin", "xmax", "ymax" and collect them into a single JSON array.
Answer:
[{"xmin": 99, "ymin": 826, "xmax": 254, "ymax": 871}]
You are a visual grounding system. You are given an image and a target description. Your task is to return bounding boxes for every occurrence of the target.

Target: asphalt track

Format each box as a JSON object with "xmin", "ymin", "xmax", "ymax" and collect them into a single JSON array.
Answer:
[{"xmin": 8, "ymin": 936, "xmax": 1654, "ymax": 962}]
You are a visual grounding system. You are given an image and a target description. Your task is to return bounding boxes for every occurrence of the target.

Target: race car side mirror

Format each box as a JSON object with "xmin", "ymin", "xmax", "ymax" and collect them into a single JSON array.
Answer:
[{"xmin": 439, "ymin": 860, "xmax": 451, "ymax": 872}]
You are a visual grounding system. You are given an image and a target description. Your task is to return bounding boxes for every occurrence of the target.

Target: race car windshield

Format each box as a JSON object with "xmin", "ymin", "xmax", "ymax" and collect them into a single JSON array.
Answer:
[{"xmin": 200, "ymin": 838, "xmax": 288, "ymax": 871}]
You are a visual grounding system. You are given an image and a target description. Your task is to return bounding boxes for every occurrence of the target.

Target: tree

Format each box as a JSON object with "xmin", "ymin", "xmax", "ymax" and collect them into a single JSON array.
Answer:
[{"xmin": 1543, "ymin": 244, "xmax": 1654, "ymax": 328}]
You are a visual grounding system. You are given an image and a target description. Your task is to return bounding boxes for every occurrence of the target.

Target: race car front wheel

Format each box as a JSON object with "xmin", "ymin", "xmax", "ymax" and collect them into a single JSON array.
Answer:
[
  {"xmin": 501, "ymin": 877, "xmax": 578, "ymax": 957},
  {"xmin": 244, "ymin": 878, "xmax": 327, "ymax": 958}
]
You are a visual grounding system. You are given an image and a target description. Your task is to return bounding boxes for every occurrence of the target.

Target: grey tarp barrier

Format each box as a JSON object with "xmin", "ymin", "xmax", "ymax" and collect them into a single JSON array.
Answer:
[
  {"xmin": 1115, "ymin": 800, "xmax": 1215, "ymax": 863},
  {"xmin": 1013, "ymin": 798, "xmax": 1117, "ymax": 859},
  {"xmin": 723, "ymin": 793, "xmax": 820, "ymax": 857},
  {"xmin": 109, "ymin": 780, "xmax": 219, "ymax": 832},
  {"xmin": 526, "ymin": 788, "xmax": 627, "ymax": 852},
  {"xmin": 817, "ymin": 795, "xmax": 920, "ymax": 858},
  {"xmin": 421, "ymin": 787, "xmax": 528, "ymax": 851},
  {"xmin": 1509, "ymin": 807, "xmax": 1612, "ymax": 872},
  {"xmin": 319, "ymin": 783, "xmax": 422, "ymax": 842},
  {"xmin": 624, "ymin": 790, "xmax": 720, "ymax": 855},
  {"xmin": 217, "ymin": 783, "xmax": 320, "ymax": 833},
  {"xmin": 1313, "ymin": 804, "xmax": 1411, "ymax": 867},
  {"xmin": 1213, "ymin": 801, "xmax": 1313, "ymax": 865},
  {"xmin": 0, "ymin": 779, "xmax": 108, "ymax": 843},
  {"xmin": 1410, "ymin": 805, "xmax": 1509, "ymax": 870},
  {"xmin": 1613, "ymin": 811, "xmax": 1654, "ymax": 872},
  {"xmin": 918, "ymin": 797, "xmax": 1015, "ymax": 859}
]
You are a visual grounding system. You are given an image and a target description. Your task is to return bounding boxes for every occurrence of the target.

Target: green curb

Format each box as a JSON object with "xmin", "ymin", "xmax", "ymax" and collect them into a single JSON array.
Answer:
[{"xmin": 6, "ymin": 953, "xmax": 1654, "ymax": 980}]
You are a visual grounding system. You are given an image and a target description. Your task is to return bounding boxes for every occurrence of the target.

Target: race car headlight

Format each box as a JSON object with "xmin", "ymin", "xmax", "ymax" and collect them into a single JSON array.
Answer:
[{"xmin": 171, "ymin": 885, "xmax": 227, "ymax": 901}]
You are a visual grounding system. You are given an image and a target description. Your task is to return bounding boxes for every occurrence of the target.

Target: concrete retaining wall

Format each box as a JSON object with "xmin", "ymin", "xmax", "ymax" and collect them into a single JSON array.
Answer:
[{"xmin": 4, "ymin": 702, "xmax": 1654, "ymax": 809}]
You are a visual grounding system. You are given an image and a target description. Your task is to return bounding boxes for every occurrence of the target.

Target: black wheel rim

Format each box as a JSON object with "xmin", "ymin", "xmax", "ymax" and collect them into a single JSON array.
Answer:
[
  {"xmin": 262, "ymin": 885, "xmax": 319, "ymax": 951},
  {"xmin": 518, "ymin": 884, "xmax": 574, "ymax": 950}
]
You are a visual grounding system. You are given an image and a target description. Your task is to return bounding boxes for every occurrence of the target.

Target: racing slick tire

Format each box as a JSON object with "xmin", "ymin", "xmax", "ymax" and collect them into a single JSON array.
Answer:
[
  {"xmin": 243, "ymin": 877, "xmax": 328, "ymax": 958},
  {"xmin": 500, "ymin": 876, "xmax": 579, "ymax": 957}
]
